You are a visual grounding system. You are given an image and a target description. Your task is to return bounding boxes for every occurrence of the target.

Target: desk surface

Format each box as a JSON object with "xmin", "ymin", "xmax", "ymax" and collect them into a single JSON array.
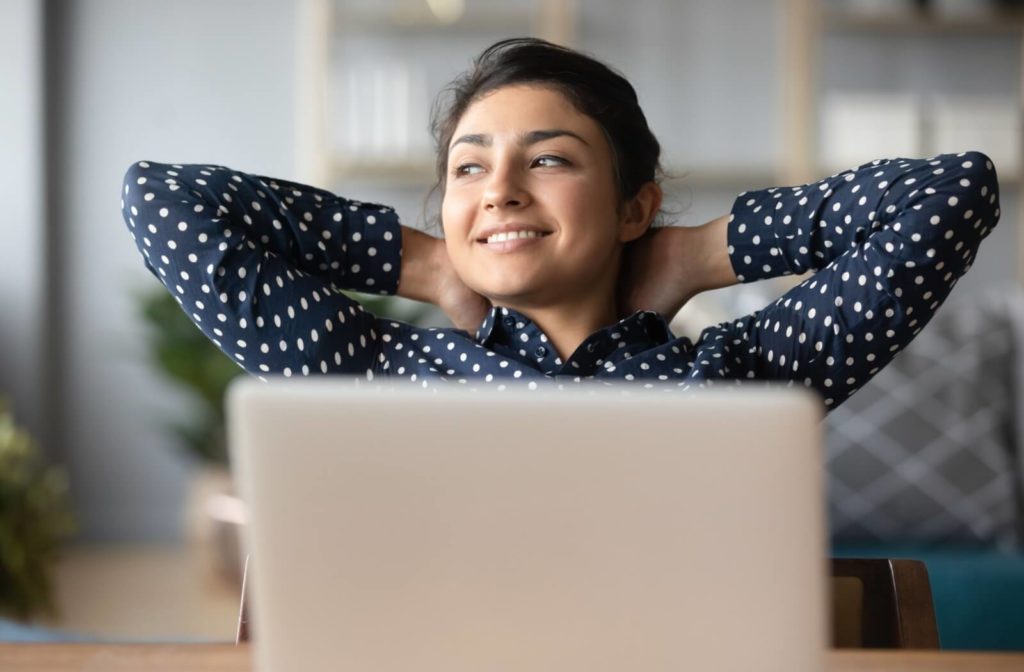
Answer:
[
  {"xmin": 1, "ymin": 645, "xmax": 1023, "ymax": 672},
  {"xmin": 29, "ymin": 544, "xmax": 240, "ymax": 641}
]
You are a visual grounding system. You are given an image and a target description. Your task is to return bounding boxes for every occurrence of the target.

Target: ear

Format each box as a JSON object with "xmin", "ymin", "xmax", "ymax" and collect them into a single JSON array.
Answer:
[{"xmin": 618, "ymin": 182, "xmax": 663, "ymax": 243}]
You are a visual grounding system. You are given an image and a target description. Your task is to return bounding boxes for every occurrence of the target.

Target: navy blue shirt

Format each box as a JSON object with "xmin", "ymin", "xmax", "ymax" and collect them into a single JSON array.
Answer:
[{"xmin": 121, "ymin": 151, "xmax": 1000, "ymax": 410}]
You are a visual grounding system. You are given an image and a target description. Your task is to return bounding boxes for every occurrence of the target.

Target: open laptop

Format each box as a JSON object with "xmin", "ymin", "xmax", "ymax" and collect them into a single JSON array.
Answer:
[{"xmin": 226, "ymin": 377, "xmax": 828, "ymax": 672}]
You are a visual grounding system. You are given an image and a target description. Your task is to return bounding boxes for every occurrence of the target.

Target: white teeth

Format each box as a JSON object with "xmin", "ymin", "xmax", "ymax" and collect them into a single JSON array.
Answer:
[{"xmin": 486, "ymin": 230, "xmax": 544, "ymax": 244}]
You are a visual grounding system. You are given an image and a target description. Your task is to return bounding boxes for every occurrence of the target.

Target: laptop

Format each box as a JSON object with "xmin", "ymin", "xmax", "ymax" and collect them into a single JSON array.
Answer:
[{"xmin": 226, "ymin": 377, "xmax": 828, "ymax": 672}]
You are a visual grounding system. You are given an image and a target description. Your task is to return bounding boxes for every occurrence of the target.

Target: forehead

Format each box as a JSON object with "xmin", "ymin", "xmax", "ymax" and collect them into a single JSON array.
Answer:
[{"xmin": 451, "ymin": 85, "xmax": 603, "ymax": 146}]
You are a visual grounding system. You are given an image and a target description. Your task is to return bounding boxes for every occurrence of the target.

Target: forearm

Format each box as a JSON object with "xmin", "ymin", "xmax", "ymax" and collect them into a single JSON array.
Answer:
[
  {"xmin": 680, "ymin": 214, "xmax": 739, "ymax": 297},
  {"xmin": 121, "ymin": 161, "xmax": 391, "ymax": 378}
]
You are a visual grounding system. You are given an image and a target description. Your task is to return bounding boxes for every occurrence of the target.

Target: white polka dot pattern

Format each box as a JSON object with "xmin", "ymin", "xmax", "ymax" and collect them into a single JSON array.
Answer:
[
  {"xmin": 121, "ymin": 161, "xmax": 398, "ymax": 381},
  {"xmin": 121, "ymin": 152, "xmax": 999, "ymax": 410},
  {"xmin": 717, "ymin": 151, "xmax": 1000, "ymax": 408}
]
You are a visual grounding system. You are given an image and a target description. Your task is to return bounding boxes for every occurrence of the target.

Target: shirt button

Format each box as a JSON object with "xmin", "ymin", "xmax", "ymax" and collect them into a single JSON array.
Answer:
[
  {"xmin": 503, "ymin": 316, "xmax": 516, "ymax": 328},
  {"xmin": 535, "ymin": 345, "xmax": 548, "ymax": 357},
  {"xmin": 586, "ymin": 342, "xmax": 596, "ymax": 353}
]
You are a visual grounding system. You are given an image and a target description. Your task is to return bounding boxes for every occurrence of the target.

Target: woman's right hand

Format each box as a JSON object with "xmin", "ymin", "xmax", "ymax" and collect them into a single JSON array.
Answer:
[
  {"xmin": 434, "ymin": 260, "xmax": 492, "ymax": 334},
  {"xmin": 397, "ymin": 226, "xmax": 491, "ymax": 333}
]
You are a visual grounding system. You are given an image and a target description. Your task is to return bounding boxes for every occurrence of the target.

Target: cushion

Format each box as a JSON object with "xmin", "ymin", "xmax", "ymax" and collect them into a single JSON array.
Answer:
[{"xmin": 825, "ymin": 288, "xmax": 1024, "ymax": 549}]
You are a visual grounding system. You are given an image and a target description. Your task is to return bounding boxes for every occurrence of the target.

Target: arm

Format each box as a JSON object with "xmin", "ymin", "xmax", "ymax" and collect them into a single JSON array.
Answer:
[
  {"xmin": 694, "ymin": 151, "xmax": 1001, "ymax": 409},
  {"xmin": 121, "ymin": 160, "xmax": 401, "ymax": 379}
]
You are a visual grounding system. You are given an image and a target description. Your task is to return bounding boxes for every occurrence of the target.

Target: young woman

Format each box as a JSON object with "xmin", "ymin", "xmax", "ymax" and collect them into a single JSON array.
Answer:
[{"xmin": 121, "ymin": 38, "xmax": 1001, "ymax": 411}]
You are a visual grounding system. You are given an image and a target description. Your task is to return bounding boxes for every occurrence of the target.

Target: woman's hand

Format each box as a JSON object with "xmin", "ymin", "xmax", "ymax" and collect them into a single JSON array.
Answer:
[
  {"xmin": 397, "ymin": 226, "xmax": 491, "ymax": 333},
  {"xmin": 616, "ymin": 214, "xmax": 737, "ymax": 320},
  {"xmin": 434, "ymin": 257, "xmax": 491, "ymax": 333}
]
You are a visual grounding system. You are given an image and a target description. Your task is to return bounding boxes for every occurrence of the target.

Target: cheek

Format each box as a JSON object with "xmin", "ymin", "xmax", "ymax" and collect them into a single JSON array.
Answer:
[
  {"xmin": 557, "ymin": 179, "xmax": 620, "ymax": 235},
  {"xmin": 440, "ymin": 196, "xmax": 473, "ymax": 265},
  {"xmin": 441, "ymin": 190, "xmax": 471, "ymax": 234}
]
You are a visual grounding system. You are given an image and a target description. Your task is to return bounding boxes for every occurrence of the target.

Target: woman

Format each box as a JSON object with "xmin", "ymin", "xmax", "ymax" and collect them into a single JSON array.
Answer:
[{"xmin": 121, "ymin": 38, "xmax": 1001, "ymax": 410}]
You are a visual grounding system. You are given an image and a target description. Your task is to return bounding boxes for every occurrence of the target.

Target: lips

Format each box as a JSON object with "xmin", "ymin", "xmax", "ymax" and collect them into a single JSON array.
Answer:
[{"xmin": 481, "ymin": 233, "xmax": 552, "ymax": 255}]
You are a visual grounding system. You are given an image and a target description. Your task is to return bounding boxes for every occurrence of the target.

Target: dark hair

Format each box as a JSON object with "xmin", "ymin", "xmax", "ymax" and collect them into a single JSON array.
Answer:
[{"xmin": 427, "ymin": 37, "xmax": 663, "ymax": 224}]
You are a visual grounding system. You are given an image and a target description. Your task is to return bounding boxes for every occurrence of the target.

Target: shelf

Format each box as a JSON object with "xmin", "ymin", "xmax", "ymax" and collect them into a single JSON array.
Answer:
[
  {"xmin": 331, "ymin": 158, "xmax": 436, "ymax": 186},
  {"xmin": 824, "ymin": 8, "xmax": 1024, "ymax": 35},
  {"xmin": 664, "ymin": 167, "xmax": 784, "ymax": 190},
  {"xmin": 676, "ymin": 166, "xmax": 1019, "ymax": 190},
  {"xmin": 334, "ymin": 7, "xmax": 534, "ymax": 34},
  {"xmin": 329, "ymin": 163, "xmax": 1024, "ymax": 191},
  {"xmin": 328, "ymin": 153, "xmax": 1023, "ymax": 194},
  {"xmin": 329, "ymin": 157, "xmax": 785, "ymax": 190}
]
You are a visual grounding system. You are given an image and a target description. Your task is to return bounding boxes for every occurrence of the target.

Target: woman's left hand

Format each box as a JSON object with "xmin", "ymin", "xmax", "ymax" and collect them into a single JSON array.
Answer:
[
  {"xmin": 616, "ymin": 225, "xmax": 696, "ymax": 320},
  {"xmin": 616, "ymin": 214, "xmax": 736, "ymax": 321}
]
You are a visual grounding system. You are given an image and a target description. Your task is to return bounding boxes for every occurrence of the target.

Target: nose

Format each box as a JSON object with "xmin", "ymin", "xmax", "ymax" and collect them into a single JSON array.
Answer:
[{"xmin": 482, "ymin": 163, "xmax": 530, "ymax": 211}]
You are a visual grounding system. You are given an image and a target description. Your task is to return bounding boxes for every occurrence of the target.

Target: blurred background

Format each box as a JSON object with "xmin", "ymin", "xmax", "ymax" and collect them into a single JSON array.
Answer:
[{"xmin": 1, "ymin": 0, "xmax": 1022, "ymax": 649}]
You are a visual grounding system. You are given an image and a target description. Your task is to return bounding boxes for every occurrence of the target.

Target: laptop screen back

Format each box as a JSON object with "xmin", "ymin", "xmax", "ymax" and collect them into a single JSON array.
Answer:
[{"xmin": 227, "ymin": 378, "xmax": 827, "ymax": 672}]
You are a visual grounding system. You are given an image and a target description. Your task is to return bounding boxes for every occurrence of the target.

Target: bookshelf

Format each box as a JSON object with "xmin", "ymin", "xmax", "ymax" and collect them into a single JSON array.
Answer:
[{"xmin": 783, "ymin": 0, "xmax": 1022, "ymax": 280}]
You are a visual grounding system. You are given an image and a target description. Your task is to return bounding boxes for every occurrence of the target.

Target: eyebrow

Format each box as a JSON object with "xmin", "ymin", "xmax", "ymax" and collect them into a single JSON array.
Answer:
[{"xmin": 449, "ymin": 129, "xmax": 589, "ymax": 152}]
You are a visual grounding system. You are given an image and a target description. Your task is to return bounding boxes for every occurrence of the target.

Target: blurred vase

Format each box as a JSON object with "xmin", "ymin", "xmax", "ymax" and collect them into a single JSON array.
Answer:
[{"xmin": 184, "ymin": 466, "xmax": 247, "ymax": 587}]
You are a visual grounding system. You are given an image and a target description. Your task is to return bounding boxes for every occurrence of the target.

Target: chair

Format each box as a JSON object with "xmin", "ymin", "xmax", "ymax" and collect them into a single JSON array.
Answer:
[
  {"xmin": 830, "ymin": 558, "xmax": 940, "ymax": 649},
  {"xmin": 236, "ymin": 556, "xmax": 941, "ymax": 648}
]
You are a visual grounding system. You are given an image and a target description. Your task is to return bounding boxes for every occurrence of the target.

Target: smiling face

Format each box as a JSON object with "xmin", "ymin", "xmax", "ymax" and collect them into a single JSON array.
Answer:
[{"xmin": 441, "ymin": 84, "xmax": 646, "ymax": 310}]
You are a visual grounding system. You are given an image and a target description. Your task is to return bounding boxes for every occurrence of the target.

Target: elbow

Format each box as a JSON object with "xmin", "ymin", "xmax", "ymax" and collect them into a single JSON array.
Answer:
[
  {"xmin": 123, "ymin": 160, "xmax": 154, "ymax": 188},
  {"xmin": 907, "ymin": 151, "xmax": 1002, "ymax": 272},
  {"xmin": 121, "ymin": 161, "xmax": 149, "ymax": 233},
  {"xmin": 960, "ymin": 150, "xmax": 1000, "ymax": 221},
  {"xmin": 122, "ymin": 160, "xmax": 157, "ymax": 211}
]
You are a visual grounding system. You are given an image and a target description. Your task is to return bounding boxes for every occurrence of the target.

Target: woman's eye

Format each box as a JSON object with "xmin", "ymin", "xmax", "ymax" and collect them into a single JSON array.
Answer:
[
  {"xmin": 453, "ymin": 163, "xmax": 484, "ymax": 177},
  {"xmin": 532, "ymin": 155, "xmax": 568, "ymax": 168}
]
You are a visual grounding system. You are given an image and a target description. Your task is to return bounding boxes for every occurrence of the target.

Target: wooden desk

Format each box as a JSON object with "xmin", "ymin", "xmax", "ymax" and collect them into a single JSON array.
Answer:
[{"xmin": 1, "ymin": 645, "xmax": 1023, "ymax": 672}]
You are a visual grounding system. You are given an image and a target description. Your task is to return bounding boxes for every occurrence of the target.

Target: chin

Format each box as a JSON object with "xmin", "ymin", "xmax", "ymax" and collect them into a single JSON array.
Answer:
[
  {"xmin": 479, "ymin": 289, "xmax": 531, "ymax": 306},
  {"xmin": 471, "ymin": 275, "xmax": 540, "ymax": 302}
]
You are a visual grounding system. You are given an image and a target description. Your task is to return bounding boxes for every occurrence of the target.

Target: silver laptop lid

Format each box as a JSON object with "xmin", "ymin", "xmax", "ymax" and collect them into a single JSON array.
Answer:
[{"xmin": 228, "ymin": 377, "xmax": 827, "ymax": 672}]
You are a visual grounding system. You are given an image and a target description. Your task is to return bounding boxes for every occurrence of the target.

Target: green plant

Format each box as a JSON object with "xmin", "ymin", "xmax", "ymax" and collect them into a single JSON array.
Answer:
[
  {"xmin": 136, "ymin": 287, "xmax": 244, "ymax": 465},
  {"xmin": 0, "ymin": 398, "xmax": 74, "ymax": 620},
  {"xmin": 135, "ymin": 284, "xmax": 435, "ymax": 466}
]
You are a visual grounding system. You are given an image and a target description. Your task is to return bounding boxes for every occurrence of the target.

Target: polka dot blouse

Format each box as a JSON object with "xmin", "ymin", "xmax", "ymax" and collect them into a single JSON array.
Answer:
[{"xmin": 121, "ymin": 151, "xmax": 1000, "ymax": 410}]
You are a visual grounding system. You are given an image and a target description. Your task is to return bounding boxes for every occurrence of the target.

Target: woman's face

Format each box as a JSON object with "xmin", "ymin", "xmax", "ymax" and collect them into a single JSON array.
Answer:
[{"xmin": 441, "ymin": 84, "xmax": 640, "ymax": 309}]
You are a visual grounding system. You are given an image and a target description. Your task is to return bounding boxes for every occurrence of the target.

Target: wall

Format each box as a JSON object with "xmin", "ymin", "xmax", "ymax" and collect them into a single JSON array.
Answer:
[
  {"xmin": 52, "ymin": 0, "xmax": 298, "ymax": 539},
  {"xmin": 0, "ymin": 1, "xmax": 45, "ymax": 450}
]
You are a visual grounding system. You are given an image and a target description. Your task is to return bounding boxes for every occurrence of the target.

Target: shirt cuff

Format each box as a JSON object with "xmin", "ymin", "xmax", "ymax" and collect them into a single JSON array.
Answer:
[
  {"xmin": 726, "ymin": 188, "xmax": 796, "ymax": 283},
  {"xmin": 322, "ymin": 202, "xmax": 402, "ymax": 295}
]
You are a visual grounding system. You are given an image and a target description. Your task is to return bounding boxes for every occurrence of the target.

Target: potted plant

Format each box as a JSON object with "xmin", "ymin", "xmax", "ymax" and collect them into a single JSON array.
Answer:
[{"xmin": 0, "ymin": 397, "xmax": 74, "ymax": 620}]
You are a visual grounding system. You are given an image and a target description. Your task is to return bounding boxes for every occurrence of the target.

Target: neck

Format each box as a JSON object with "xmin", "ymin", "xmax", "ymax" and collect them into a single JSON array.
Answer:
[{"xmin": 501, "ymin": 291, "xmax": 620, "ymax": 362}]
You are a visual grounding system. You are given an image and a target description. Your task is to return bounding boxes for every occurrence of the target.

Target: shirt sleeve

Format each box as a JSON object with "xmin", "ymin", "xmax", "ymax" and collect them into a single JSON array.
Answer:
[
  {"xmin": 121, "ymin": 160, "xmax": 404, "ymax": 380},
  {"xmin": 692, "ymin": 150, "xmax": 1001, "ymax": 410}
]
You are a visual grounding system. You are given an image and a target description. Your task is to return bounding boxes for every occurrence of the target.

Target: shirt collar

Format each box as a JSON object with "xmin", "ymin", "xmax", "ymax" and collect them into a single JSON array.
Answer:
[
  {"xmin": 569, "ymin": 310, "xmax": 674, "ymax": 366},
  {"xmin": 475, "ymin": 306, "xmax": 674, "ymax": 362}
]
